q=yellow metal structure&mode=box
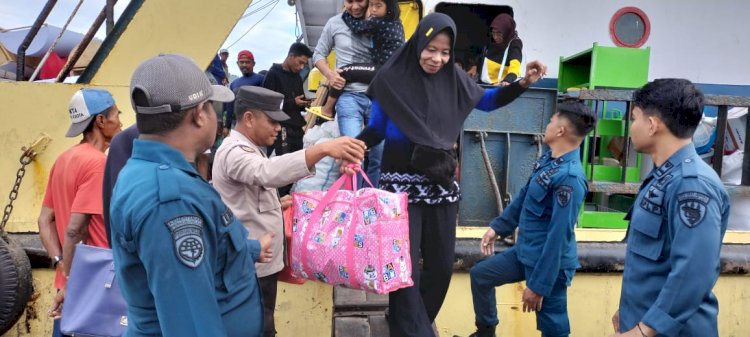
[0,0,748,336]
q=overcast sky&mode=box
[0,0,299,77]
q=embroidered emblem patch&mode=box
[640,185,665,215]
[556,185,573,207]
[655,161,674,177]
[165,215,205,268]
[677,192,710,228]
[655,174,673,188]
[535,168,559,189]
[640,198,663,215]
[221,208,234,227]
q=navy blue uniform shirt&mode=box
[490,148,587,296]
[110,139,263,337]
[619,144,729,337]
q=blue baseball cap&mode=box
[66,88,115,137]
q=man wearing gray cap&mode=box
[212,85,366,337]
[109,54,273,337]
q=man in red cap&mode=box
[224,50,265,135]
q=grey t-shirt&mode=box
[313,14,371,92]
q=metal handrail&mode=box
[29,0,85,82]
[56,1,118,82]
[16,0,58,81]
[568,89,750,186]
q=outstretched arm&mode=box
[475,60,547,112]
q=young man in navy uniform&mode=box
[110,54,273,336]
[466,101,596,337]
[611,79,729,337]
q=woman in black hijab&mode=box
[351,13,546,337]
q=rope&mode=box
[478,132,503,214]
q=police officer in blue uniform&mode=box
[612,79,729,337]
[466,101,596,337]
[110,54,273,337]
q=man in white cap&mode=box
[220,48,230,79]
[109,53,273,337]
[38,88,122,335]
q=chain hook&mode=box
[1,135,52,234]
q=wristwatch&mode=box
[52,255,63,268]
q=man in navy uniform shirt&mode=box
[612,79,729,337]
[110,53,273,336]
[467,101,596,337]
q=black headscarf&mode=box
[367,13,485,150]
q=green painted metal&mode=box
[585,165,641,183]
[579,210,629,229]
[557,43,650,92]
[558,44,650,229]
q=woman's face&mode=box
[491,29,505,44]
[344,0,368,18]
[419,32,451,74]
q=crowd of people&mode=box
[35,0,730,337]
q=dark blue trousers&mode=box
[470,247,573,337]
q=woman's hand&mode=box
[519,60,548,88]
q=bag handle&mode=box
[299,166,371,280]
[343,165,375,190]
[299,171,354,276]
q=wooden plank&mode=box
[333,286,388,308]
[333,287,366,306]
[369,314,390,337]
[334,317,370,337]
[304,78,329,132]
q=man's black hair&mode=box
[133,87,190,135]
[633,78,704,139]
[556,100,597,137]
[288,42,313,58]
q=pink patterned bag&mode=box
[290,172,413,294]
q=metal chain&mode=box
[1,148,37,233]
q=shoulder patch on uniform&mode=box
[165,215,205,268]
[556,185,573,207]
[677,191,710,228]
